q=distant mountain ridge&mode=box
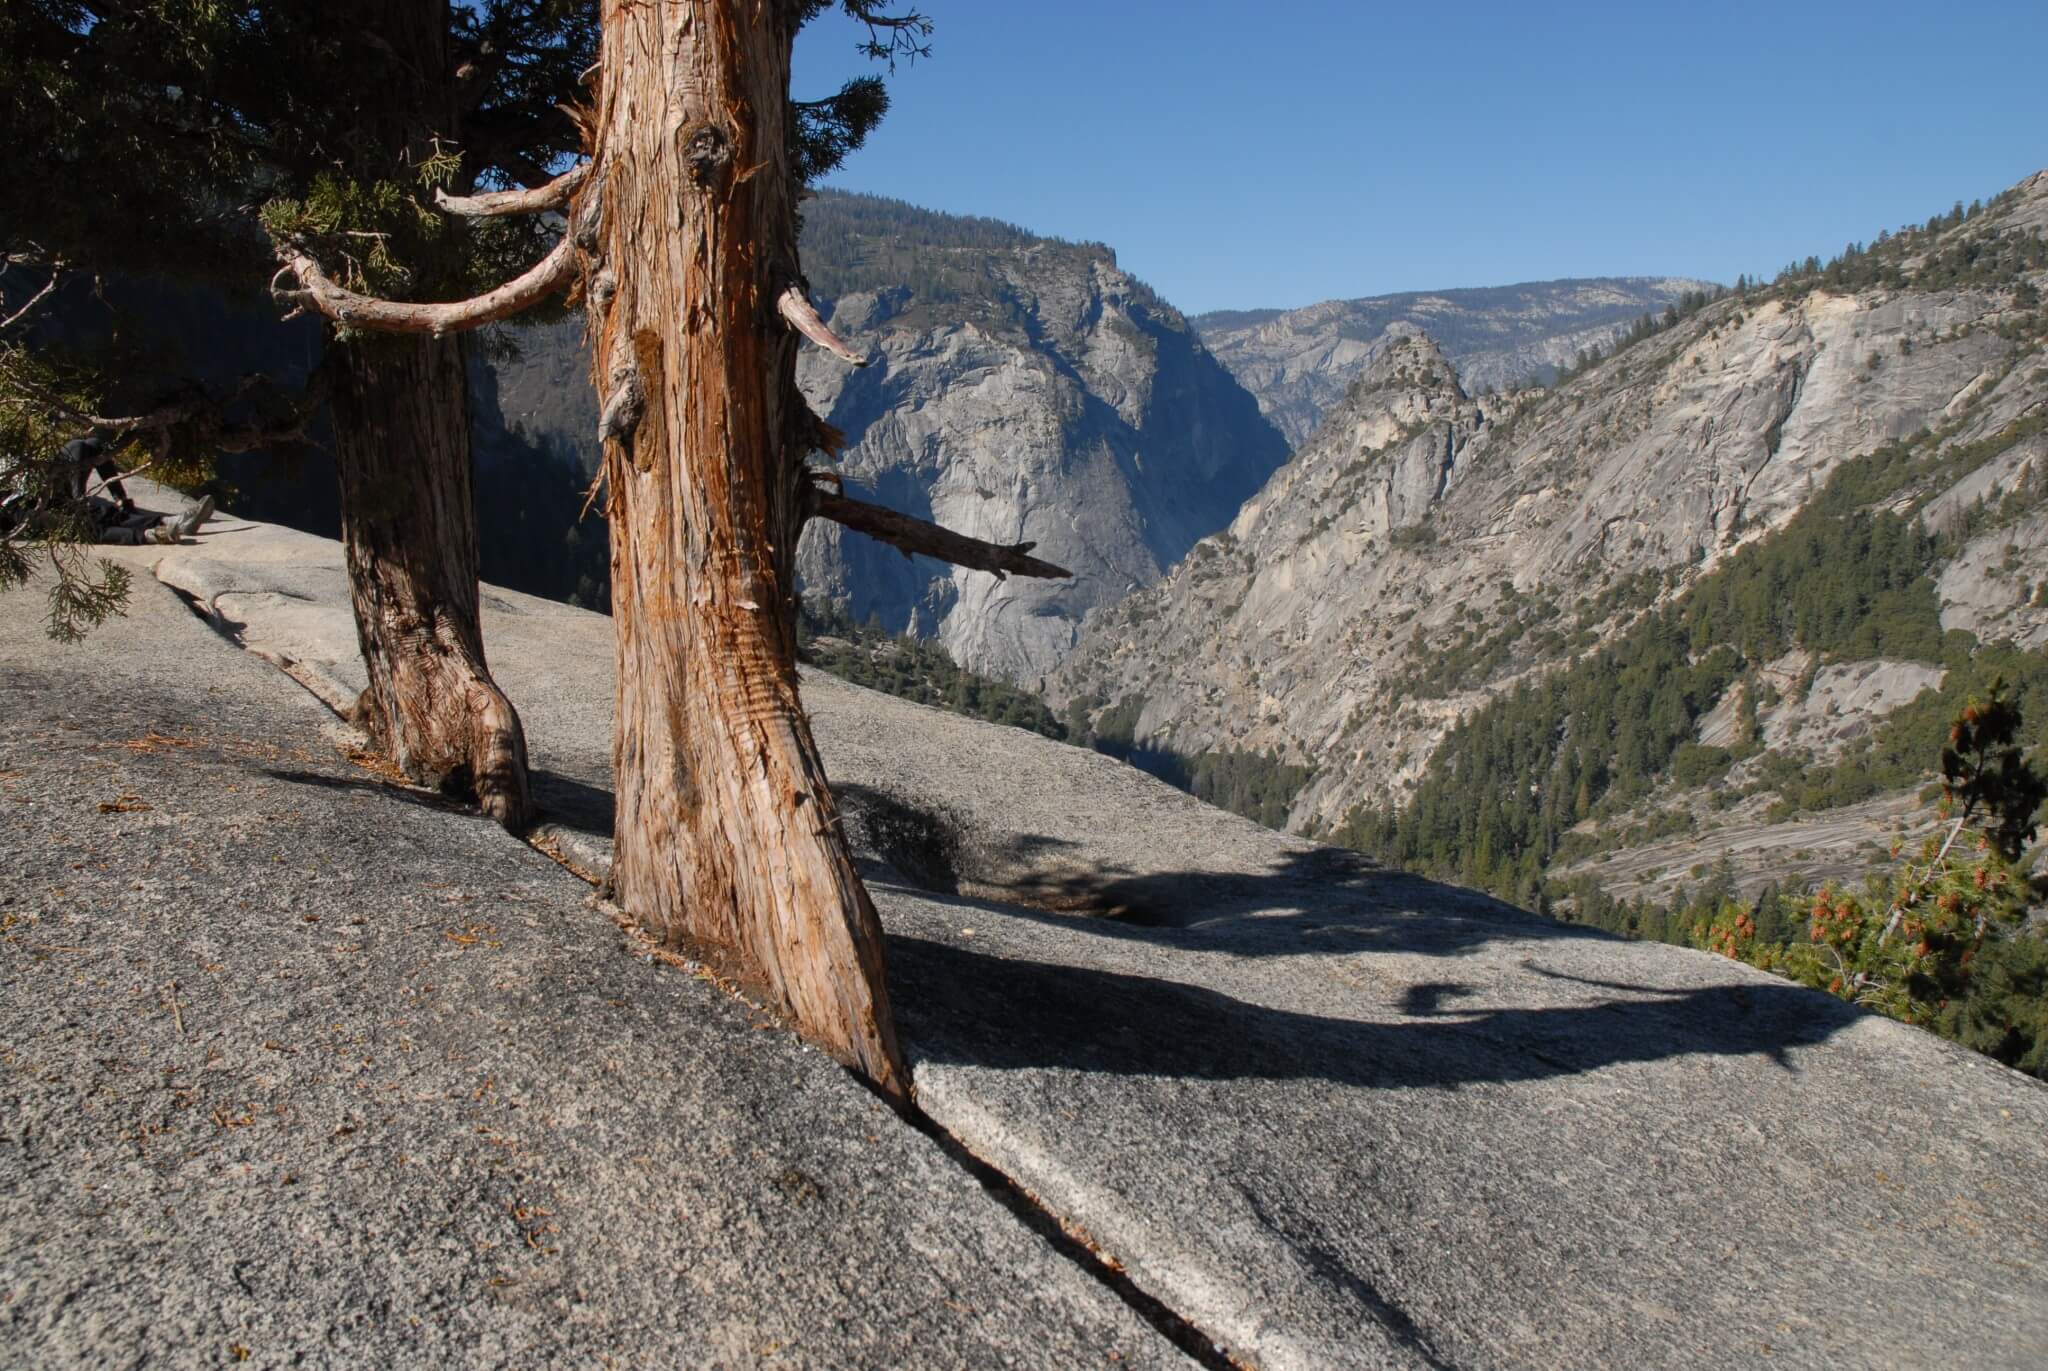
[1055,171,2048,913]
[466,190,1290,681]
[1193,276,1717,446]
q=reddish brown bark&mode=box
[322,0,534,830]
[330,335,532,827]
[578,0,906,1095]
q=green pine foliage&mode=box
[791,6,929,183]
[792,75,892,185]
[1061,690,1315,829]
[1550,687,2048,1079]
[35,542,131,642]
[1941,679,2048,862]
[1337,412,2048,905]
[796,604,1068,740]
[1553,286,1725,385]
[1767,648,2048,820]
[3,3,599,636]
[1767,190,2048,299]
[1059,691,1315,829]
[0,319,138,637]
[797,191,1165,336]
[1952,934,2048,1076]
[1177,748,1317,830]
[1545,189,2047,395]
[1557,843,2048,1079]
[1388,587,1567,700]
[4,5,594,302]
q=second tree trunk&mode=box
[330,335,532,829]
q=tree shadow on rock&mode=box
[261,766,470,814]
[839,782,1586,964]
[529,769,615,840]
[890,934,1862,1089]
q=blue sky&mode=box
[793,1,2048,315]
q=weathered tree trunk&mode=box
[580,0,906,1095]
[325,0,533,829]
[330,334,532,827]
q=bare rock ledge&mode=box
[6,490,2047,1369]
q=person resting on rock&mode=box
[1,435,213,546]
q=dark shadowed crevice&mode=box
[865,1074,1254,1371]
[1239,1189,1459,1371]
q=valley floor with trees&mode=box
[1554,684,2048,1078]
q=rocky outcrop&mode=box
[0,555,1186,1370]
[1054,172,2048,865]
[1195,276,1715,446]
[1754,658,1949,759]
[791,207,1288,685]
[469,206,1718,687]
[1936,498,2048,651]
[27,495,2048,1370]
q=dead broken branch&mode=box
[810,484,1070,581]
[0,256,65,336]
[432,162,589,218]
[273,233,577,336]
[777,286,869,366]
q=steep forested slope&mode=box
[1056,173,2048,910]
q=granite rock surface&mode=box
[0,559,1190,1369]
[47,496,2048,1370]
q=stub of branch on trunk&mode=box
[432,163,589,218]
[598,352,645,454]
[678,120,733,187]
[272,233,577,337]
[777,287,870,366]
[572,166,607,252]
[589,269,618,319]
[810,485,1071,581]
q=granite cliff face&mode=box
[1194,276,1715,447]
[465,207,1709,690]
[473,193,1290,683]
[1055,172,2048,886]
[791,196,1289,683]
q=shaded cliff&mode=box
[792,194,1289,683]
